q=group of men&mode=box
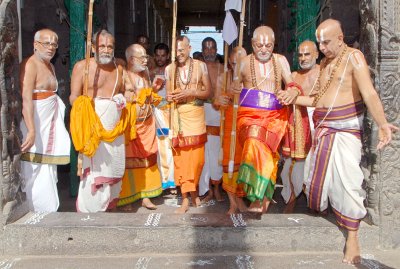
[20,18,397,264]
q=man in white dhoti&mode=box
[20,29,70,212]
[281,19,398,264]
[199,37,224,202]
[70,30,126,213]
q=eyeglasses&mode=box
[36,41,58,49]
[133,55,149,61]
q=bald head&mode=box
[125,44,146,60]
[34,29,58,42]
[251,26,275,62]
[252,26,275,43]
[298,40,318,70]
[126,43,148,72]
[316,19,345,59]
[229,46,247,68]
[33,29,58,62]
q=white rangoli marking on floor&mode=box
[24,212,50,225]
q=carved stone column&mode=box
[360,0,400,249]
[0,0,28,225]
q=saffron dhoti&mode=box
[237,89,288,202]
[172,103,207,194]
[118,112,162,206]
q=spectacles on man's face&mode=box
[133,55,149,61]
[36,41,58,49]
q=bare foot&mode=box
[236,197,248,212]
[174,198,189,214]
[118,203,135,212]
[201,190,214,203]
[261,197,270,214]
[213,184,224,202]
[343,231,361,264]
[142,198,157,210]
[248,200,263,213]
[226,206,238,215]
[283,194,296,214]
[193,197,201,207]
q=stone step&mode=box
[1,251,399,269]
[1,212,379,256]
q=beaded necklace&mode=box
[312,45,348,106]
[175,58,193,90]
[250,54,280,94]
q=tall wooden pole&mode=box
[169,0,177,141]
[219,42,229,164]
[83,0,95,96]
[228,0,246,179]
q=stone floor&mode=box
[57,171,310,215]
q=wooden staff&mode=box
[218,42,229,165]
[83,0,95,96]
[228,0,247,179]
[169,0,178,141]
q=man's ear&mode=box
[91,44,96,54]
[338,34,344,45]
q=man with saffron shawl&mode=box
[231,26,301,213]
[20,29,70,212]
[118,44,162,210]
[215,46,248,214]
[280,19,398,264]
[165,36,211,213]
[70,30,126,212]
[280,40,319,213]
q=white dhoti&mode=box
[20,92,70,212]
[154,105,175,189]
[76,98,125,213]
[304,101,366,230]
[281,158,305,203]
[199,103,223,196]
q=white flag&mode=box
[225,0,242,12]
[222,11,238,45]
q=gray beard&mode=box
[95,52,114,65]
[133,63,146,73]
[299,60,316,70]
[257,52,272,62]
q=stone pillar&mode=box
[0,0,29,225]
[360,0,400,249]
[66,0,85,197]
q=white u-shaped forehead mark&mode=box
[317,29,325,42]
[258,34,269,45]
[299,46,309,54]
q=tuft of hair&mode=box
[176,35,190,44]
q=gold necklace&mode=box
[312,45,348,106]
[250,54,280,94]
